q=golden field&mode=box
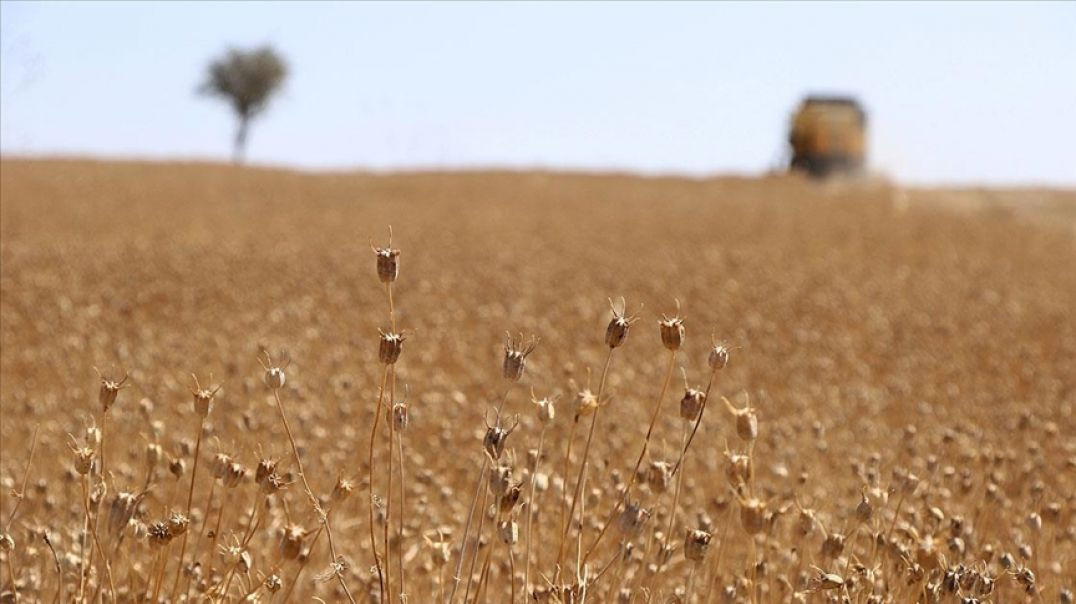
[0,158,1073,603]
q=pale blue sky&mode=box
[2,1,1074,185]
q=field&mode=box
[0,158,1073,603]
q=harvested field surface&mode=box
[1,158,1073,602]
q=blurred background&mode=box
[2,1,1074,185]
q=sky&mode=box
[2,1,1075,186]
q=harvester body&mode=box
[789,96,866,178]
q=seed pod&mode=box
[145,442,162,474]
[821,532,846,558]
[264,367,286,390]
[255,458,277,488]
[265,574,282,594]
[238,550,253,574]
[856,492,873,523]
[190,375,221,418]
[532,393,556,425]
[262,472,288,494]
[814,568,845,591]
[378,330,406,365]
[684,529,712,562]
[739,498,767,535]
[107,492,139,540]
[647,461,672,494]
[483,414,518,460]
[280,524,305,560]
[392,403,409,432]
[724,450,753,486]
[95,368,129,413]
[605,298,640,349]
[147,521,173,547]
[331,477,354,505]
[426,535,451,566]
[211,453,233,480]
[84,423,102,449]
[499,520,519,546]
[372,234,400,284]
[708,343,730,371]
[679,386,706,422]
[797,508,816,536]
[659,305,685,351]
[499,482,523,515]
[724,397,757,442]
[0,533,13,552]
[168,512,190,537]
[503,333,538,382]
[71,444,96,476]
[169,457,186,480]
[616,501,651,538]
[572,387,600,419]
[224,462,247,488]
[489,464,513,498]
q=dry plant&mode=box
[0,160,1073,603]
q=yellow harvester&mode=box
[789,96,866,178]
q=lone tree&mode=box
[200,46,287,163]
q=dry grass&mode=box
[0,158,1073,603]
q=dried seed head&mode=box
[425,532,451,566]
[659,302,685,351]
[145,442,162,474]
[605,297,641,349]
[264,574,282,594]
[262,471,289,494]
[168,511,190,537]
[499,520,519,546]
[489,463,513,498]
[617,501,651,537]
[372,229,400,283]
[724,449,753,486]
[724,397,757,442]
[0,533,13,552]
[499,482,523,515]
[264,367,286,390]
[856,491,874,523]
[821,532,846,559]
[708,341,730,371]
[392,402,409,432]
[280,524,306,560]
[531,391,557,425]
[647,461,672,494]
[84,422,102,449]
[211,452,233,480]
[223,462,247,488]
[900,472,920,496]
[95,367,129,413]
[331,477,355,505]
[483,413,518,460]
[189,374,222,418]
[503,333,539,382]
[169,457,186,480]
[684,529,712,562]
[148,521,173,547]
[378,330,406,365]
[70,441,96,476]
[255,457,278,487]
[107,491,139,540]
[679,371,706,422]
[812,567,845,591]
[739,497,767,535]
[797,507,817,536]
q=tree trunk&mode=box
[233,114,250,164]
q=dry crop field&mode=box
[0,159,1073,603]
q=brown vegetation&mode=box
[0,159,1073,602]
